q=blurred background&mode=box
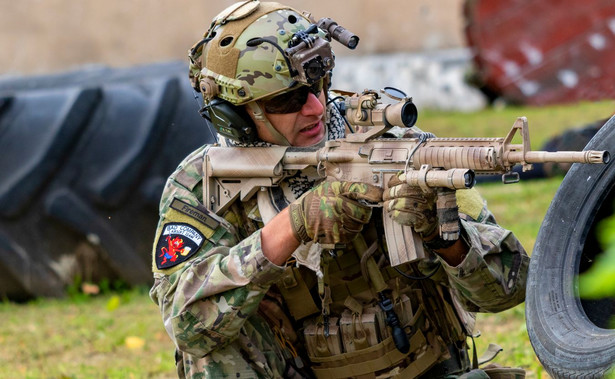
[1,1,615,377]
[1,0,483,110]
[4,0,615,107]
[0,0,465,73]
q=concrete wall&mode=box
[334,49,485,111]
[0,0,466,75]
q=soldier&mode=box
[150,1,529,378]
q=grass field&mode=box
[1,100,613,378]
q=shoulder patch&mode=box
[155,222,205,270]
[170,198,220,229]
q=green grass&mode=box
[477,176,564,252]
[0,100,613,378]
[0,288,176,378]
[419,100,614,146]
[472,177,563,379]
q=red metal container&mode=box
[464,0,615,105]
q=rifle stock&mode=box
[204,94,609,265]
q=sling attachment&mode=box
[323,312,330,338]
[353,235,410,354]
[358,241,379,286]
[378,291,410,354]
[318,260,332,337]
[471,335,479,369]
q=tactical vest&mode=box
[198,142,478,378]
[251,185,476,379]
[159,145,522,378]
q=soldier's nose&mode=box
[300,92,324,116]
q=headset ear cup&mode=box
[205,99,258,144]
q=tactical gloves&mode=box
[289,180,383,247]
[383,172,460,249]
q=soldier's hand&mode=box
[384,172,460,245]
[289,179,383,247]
[384,172,439,237]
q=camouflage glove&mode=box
[383,172,439,236]
[289,180,383,247]
[383,172,460,248]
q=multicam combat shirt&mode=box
[150,111,529,378]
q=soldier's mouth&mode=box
[300,121,322,134]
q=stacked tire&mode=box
[0,62,214,300]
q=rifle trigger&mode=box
[316,161,326,177]
[358,199,381,208]
[501,171,520,184]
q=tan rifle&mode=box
[203,89,610,265]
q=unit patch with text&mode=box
[155,222,205,269]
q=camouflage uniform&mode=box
[151,2,529,377]
[150,112,529,378]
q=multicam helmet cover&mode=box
[189,0,331,106]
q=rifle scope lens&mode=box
[400,102,418,128]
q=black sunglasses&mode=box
[261,80,324,114]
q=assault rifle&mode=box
[203,89,610,265]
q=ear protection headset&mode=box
[199,98,258,144]
[188,1,302,145]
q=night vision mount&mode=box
[248,17,359,85]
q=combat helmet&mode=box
[189,0,357,145]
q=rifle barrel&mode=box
[506,150,609,164]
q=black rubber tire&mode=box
[0,62,215,300]
[526,115,615,378]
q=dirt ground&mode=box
[0,0,465,76]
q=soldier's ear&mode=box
[200,98,258,144]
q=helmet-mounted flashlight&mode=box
[285,19,359,84]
